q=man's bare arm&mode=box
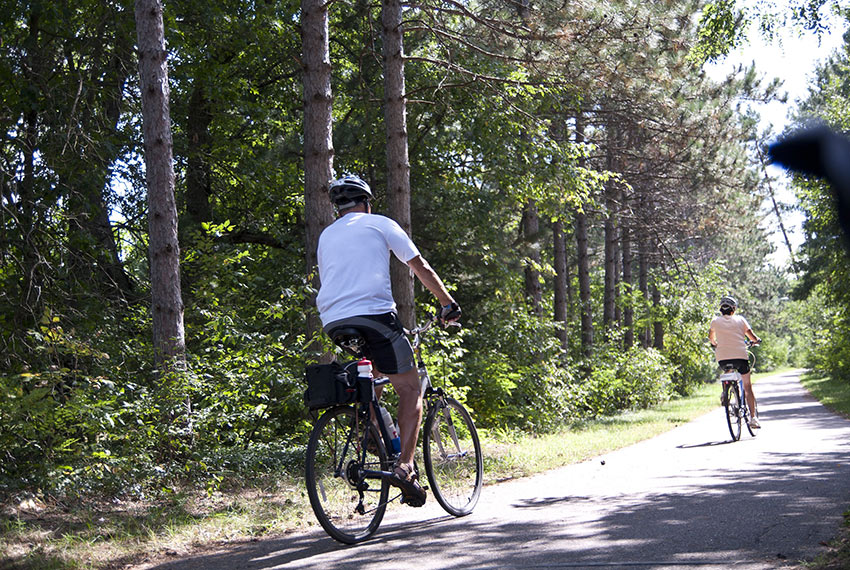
[408,255,454,307]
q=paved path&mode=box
[139,370,850,569]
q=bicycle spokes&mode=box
[305,407,390,544]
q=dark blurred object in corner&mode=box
[768,125,850,251]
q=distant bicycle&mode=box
[303,313,483,544]
[718,342,759,441]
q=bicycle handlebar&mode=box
[709,339,762,350]
[405,312,461,337]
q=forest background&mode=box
[2,0,850,513]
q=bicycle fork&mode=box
[429,397,468,461]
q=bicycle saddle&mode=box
[331,327,367,357]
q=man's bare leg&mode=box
[387,368,422,470]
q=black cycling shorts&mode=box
[324,312,415,375]
[718,358,750,375]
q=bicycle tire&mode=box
[423,397,483,516]
[724,383,742,442]
[305,406,389,544]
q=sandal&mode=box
[389,462,426,507]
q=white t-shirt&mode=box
[711,314,752,361]
[316,212,420,326]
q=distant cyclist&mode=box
[316,175,461,507]
[708,295,762,428]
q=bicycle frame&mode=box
[719,366,756,440]
[336,377,397,483]
[334,316,462,495]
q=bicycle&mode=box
[718,342,759,442]
[303,313,483,544]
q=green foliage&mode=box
[745,331,786,372]
[573,347,674,418]
[0,0,814,505]
[787,33,850,380]
[656,267,725,392]
[691,0,747,64]
[691,0,839,64]
[459,307,571,432]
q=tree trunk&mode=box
[65,168,134,298]
[382,0,415,328]
[638,192,651,349]
[576,208,593,357]
[639,244,650,348]
[566,249,574,322]
[62,8,135,301]
[135,0,185,369]
[522,201,543,315]
[622,221,634,349]
[614,238,621,327]
[652,283,663,350]
[185,81,213,233]
[553,219,568,352]
[18,106,40,331]
[575,114,593,356]
[301,0,335,356]
[603,125,618,333]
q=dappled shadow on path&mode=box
[143,446,850,570]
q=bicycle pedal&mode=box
[400,495,426,508]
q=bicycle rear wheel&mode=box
[305,406,389,544]
[724,383,742,441]
[423,397,483,516]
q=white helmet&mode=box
[329,175,373,210]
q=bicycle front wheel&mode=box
[724,383,742,442]
[423,397,483,516]
[305,406,389,544]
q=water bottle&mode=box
[354,358,374,403]
[379,406,401,454]
[357,358,372,378]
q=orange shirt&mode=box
[711,314,751,361]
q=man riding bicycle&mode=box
[316,175,461,506]
[708,295,762,428]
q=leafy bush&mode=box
[458,301,575,432]
[573,346,674,418]
[751,335,786,372]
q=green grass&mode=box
[481,381,719,481]
[799,372,850,419]
[0,369,783,570]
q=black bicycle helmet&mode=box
[720,295,737,314]
[329,175,373,210]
